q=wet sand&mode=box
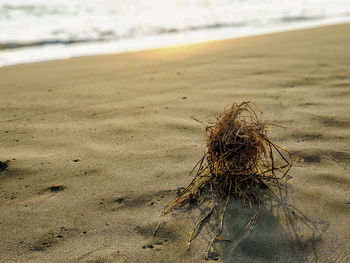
[0,23,349,262]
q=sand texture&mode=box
[0,24,349,262]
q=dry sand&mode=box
[0,23,349,263]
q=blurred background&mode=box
[1,0,350,67]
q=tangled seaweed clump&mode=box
[162,102,299,258]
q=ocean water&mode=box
[1,0,350,67]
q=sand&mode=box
[0,23,349,263]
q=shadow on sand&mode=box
[172,182,329,263]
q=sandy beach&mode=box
[0,23,349,262]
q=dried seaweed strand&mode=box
[162,102,299,257]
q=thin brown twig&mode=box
[153,222,163,237]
